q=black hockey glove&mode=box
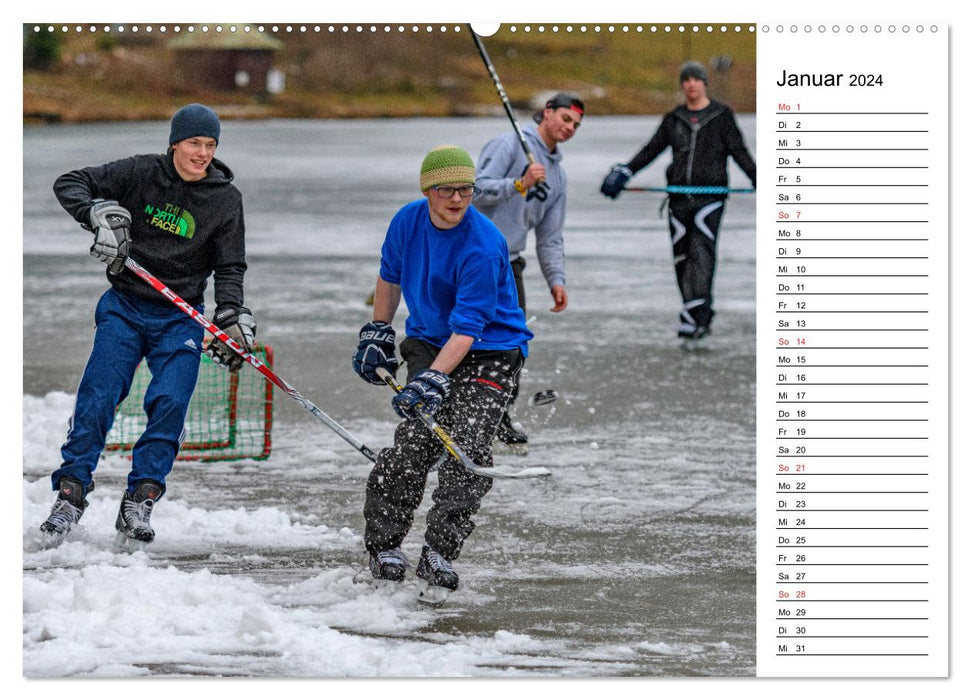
[353,321,399,385]
[521,164,550,203]
[206,304,257,373]
[392,369,451,421]
[600,164,633,199]
[87,199,132,274]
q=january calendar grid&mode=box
[17,16,952,683]
[756,24,948,678]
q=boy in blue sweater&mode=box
[352,145,532,596]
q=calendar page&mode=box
[16,4,957,692]
[756,24,949,678]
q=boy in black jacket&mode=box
[600,62,756,347]
[40,104,255,547]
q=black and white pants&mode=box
[667,196,725,335]
[363,337,523,561]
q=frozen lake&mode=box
[22,115,757,677]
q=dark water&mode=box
[23,116,756,676]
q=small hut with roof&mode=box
[168,31,283,93]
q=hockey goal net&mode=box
[105,343,274,461]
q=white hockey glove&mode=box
[87,200,132,274]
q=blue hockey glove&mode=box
[353,321,399,384]
[600,164,633,199]
[392,368,452,420]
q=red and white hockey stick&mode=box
[124,257,380,463]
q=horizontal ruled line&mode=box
[776,237,931,241]
[777,617,929,620]
[776,148,928,151]
[774,292,929,295]
[775,528,928,530]
[776,166,928,169]
[773,112,928,115]
[774,490,928,493]
[775,581,928,584]
[774,329,928,332]
[774,222,929,224]
[776,403,928,406]
[776,311,928,314]
[776,636,929,639]
[776,202,928,205]
[776,184,928,187]
[775,546,928,548]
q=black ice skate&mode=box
[115,480,162,548]
[416,545,458,606]
[39,477,89,546]
[495,412,529,455]
[368,547,408,582]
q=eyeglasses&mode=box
[431,185,477,198]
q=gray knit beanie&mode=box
[679,61,709,86]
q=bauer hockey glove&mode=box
[392,368,451,421]
[600,164,633,199]
[87,199,132,274]
[353,321,399,384]
[206,304,257,373]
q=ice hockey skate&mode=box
[114,480,162,550]
[494,412,529,456]
[39,477,88,547]
[368,547,408,583]
[415,545,458,606]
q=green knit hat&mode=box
[420,145,476,191]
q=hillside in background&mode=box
[23,23,756,123]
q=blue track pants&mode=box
[51,287,204,496]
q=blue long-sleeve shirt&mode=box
[379,199,532,356]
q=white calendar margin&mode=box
[7,1,966,698]
[755,25,949,678]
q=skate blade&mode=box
[114,531,151,552]
[38,530,68,549]
[472,464,551,479]
[416,581,451,606]
[492,440,529,457]
[352,569,404,588]
[681,337,711,351]
[352,568,374,585]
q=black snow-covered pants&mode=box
[666,195,725,335]
[363,337,524,561]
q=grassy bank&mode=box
[24,24,756,123]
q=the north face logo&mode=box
[144,204,196,239]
